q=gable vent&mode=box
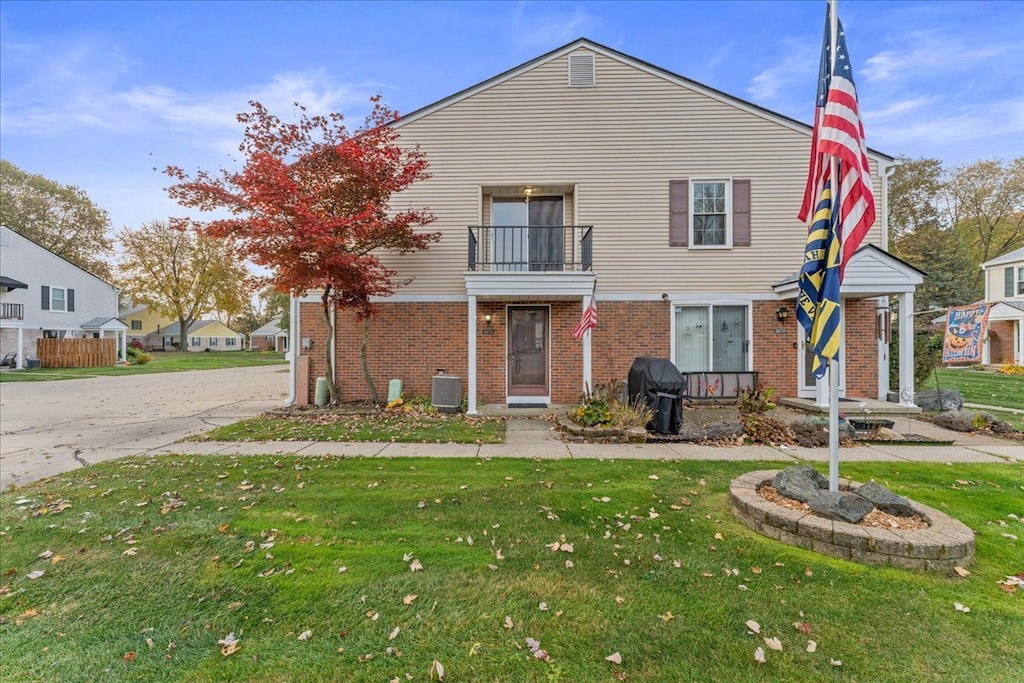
[568,52,595,87]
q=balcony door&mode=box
[491,197,564,271]
[508,306,549,398]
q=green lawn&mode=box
[0,351,286,382]
[195,412,506,444]
[927,368,1024,411]
[2,457,1021,682]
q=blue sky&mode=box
[2,0,1022,232]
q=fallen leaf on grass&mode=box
[764,636,783,651]
[606,652,623,664]
[615,596,625,605]
[389,626,400,640]
[218,633,240,656]
[754,646,766,665]
[298,630,312,641]
[36,550,53,560]
[26,570,45,580]
[804,567,814,577]
[831,659,842,667]
[954,602,971,613]
[504,616,515,629]
[807,640,817,653]
[403,594,418,605]
[409,559,423,572]
[648,475,660,480]
[217,523,230,533]
[539,602,549,611]
[793,621,812,635]
[429,658,445,679]
[659,611,674,622]
[953,566,971,577]
[123,651,135,662]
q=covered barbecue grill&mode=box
[627,356,686,435]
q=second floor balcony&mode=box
[468,225,593,273]
[1,302,25,320]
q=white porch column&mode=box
[119,330,126,362]
[467,295,478,415]
[582,293,592,394]
[876,297,890,401]
[1017,319,1023,365]
[898,291,916,407]
[16,326,24,369]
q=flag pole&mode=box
[827,0,840,493]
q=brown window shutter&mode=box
[733,179,751,247]
[669,179,689,246]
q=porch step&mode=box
[778,397,922,416]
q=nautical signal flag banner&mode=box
[797,181,842,379]
[942,303,991,364]
[799,4,875,280]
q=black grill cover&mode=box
[627,357,686,434]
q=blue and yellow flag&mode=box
[797,179,842,379]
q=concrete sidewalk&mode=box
[148,417,1022,464]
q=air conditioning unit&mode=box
[431,373,462,413]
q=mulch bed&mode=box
[759,484,930,531]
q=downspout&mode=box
[285,293,299,405]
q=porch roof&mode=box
[773,245,924,298]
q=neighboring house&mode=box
[980,245,1024,365]
[0,225,126,368]
[250,316,288,352]
[145,319,244,352]
[291,38,922,410]
[123,304,177,347]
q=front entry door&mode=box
[508,306,549,397]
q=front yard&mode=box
[1,457,1021,682]
[0,351,286,382]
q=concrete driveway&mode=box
[0,364,288,489]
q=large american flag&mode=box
[799,6,875,277]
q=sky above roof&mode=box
[2,0,1021,233]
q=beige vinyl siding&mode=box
[384,49,887,295]
[986,259,1024,301]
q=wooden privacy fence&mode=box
[36,338,117,368]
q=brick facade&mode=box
[298,297,881,405]
[987,320,1016,364]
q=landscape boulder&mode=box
[808,490,875,524]
[855,481,914,517]
[915,388,964,412]
[773,465,828,503]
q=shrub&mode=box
[738,386,776,415]
[607,395,654,430]
[997,364,1024,376]
[129,340,144,351]
[133,352,152,365]
[126,346,141,360]
[569,380,636,428]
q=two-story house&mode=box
[1,225,126,367]
[123,303,177,348]
[980,246,1024,365]
[290,39,922,410]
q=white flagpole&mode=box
[827,0,841,493]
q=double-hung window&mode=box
[131,320,142,331]
[191,337,200,347]
[673,304,749,371]
[226,337,236,347]
[50,287,67,312]
[690,181,731,247]
[1017,266,1024,296]
[210,338,218,347]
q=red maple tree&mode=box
[165,96,437,404]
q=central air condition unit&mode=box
[431,373,462,413]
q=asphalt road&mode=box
[0,364,289,489]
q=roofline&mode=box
[980,247,1024,269]
[773,244,926,288]
[393,37,895,163]
[0,225,119,292]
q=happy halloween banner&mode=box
[942,303,991,364]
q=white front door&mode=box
[797,334,845,399]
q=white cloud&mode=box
[862,31,1009,84]
[507,2,599,49]
[744,40,816,104]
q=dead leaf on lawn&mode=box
[389,626,400,640]
[217,523,230,533]
[122,548,138,557]
[954,602,971,613]
[764,636,783,651]
[123,651,136,662]
[409,559,423,572]
[745,620,761,634]
[794,621,812,635]
[831,659,842,667]
[648,475,660,480]
[26,570,45,580]
[659,611,674,622]
[218,633,240,656]
[298,630,312,641]
[429,658,445,680]
[403,594,418,605]
[36,550,53,560]
[807,640,818,653]
[804,567,814,577]
[606,652,623,664]
[953,566,971,577]
[615,596,625,605]
[754,646,766,665]
[504,616,515,629]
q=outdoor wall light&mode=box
[523,186,533,204]
[484,314,493,327]
[776,306,790,323]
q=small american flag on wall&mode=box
[572,283,597,339]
